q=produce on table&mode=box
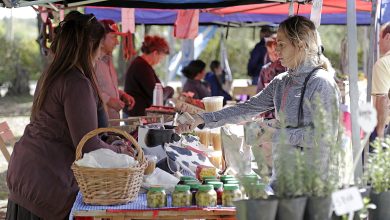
[147,186,166,208]
[222,184,242,206]
[172,185,192,207]
[196,185,217,207]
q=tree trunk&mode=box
[7,65,30,96]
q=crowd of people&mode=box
[5,9,370,220]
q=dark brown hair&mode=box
[182,60,206,79]
[141,35,169,55]
[31,11,105,121]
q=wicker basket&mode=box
[71,127,147,205]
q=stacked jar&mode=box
[196,185,217,207]
[172,185,192,207]
[207,182,224,205]
[147,186,166,208]
[188,182,201,205]
[222,184,242,206]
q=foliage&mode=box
[0,18,42,88]
[274,94,343,198]
[366,137,390,193]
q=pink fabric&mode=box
[121,8,135,33]
[174,9,199,39]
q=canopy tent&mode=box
[85,7,373,25]
[1,0,271,9]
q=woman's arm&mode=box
[200,80,276,128]
[64,76,120,153]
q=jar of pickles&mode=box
[178,176,196,185]
[172,185,192,207]
[222,184,242,206]
[188,182,201,205]
[196,185,217,207]
[207,181,223,205]
[249,183,268,199]
[147,186,166,208]
[220,175,235,184]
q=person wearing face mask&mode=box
[6,11,134,220]
[123,35,174,117]
[176,15,340,188]
[95,20,135,126]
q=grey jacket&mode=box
[200,61,340,181]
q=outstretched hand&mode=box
[175,113,205,134]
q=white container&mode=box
[202,96,224,112]
[153,83,164,106]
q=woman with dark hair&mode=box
[123,35,174,117]
[182,60,211,99]
[6,11,133,220]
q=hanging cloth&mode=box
[174,9,199,39]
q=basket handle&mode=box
[75,127,145,163]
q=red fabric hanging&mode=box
[123,32,136,60]
[174,9,199,39]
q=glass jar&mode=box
[196,185,217,207]
[178,176,196,185]
[202,176,218,183]
[172,185,192,207]
[204,179,222,184]
[249,183,268,199]
[147,186,166,208]
[225,180,240,184]
[188,182,201,205]
[207,181,224,205]
[220,175,235,184]
[222,184,242,207]
[240,174,259,197]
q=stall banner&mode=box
[121,8,135,33]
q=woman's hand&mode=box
[121,93,136,110]
[258,119,279,143]
[175,113,205,134]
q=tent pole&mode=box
[366,0,380,103]
[347,0,362,184]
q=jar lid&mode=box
[184,180,201,185]
[224,184,239,191]
[149,186,164,192]
[226,180,240,184]
[199,185,214,192]
[220,175,234,181]
[180,176,196,181]
[207,181,223,189]
[202,176,218,181]
[204,179,222,184]
[175,185,190,191]
[242,174,258,181]
[187,183,201,189]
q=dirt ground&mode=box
[0,95,33,219]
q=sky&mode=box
[0,7,37,19]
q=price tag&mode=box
[332,187,364,216]
[357,103,377,133]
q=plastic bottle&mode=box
[153,83,163,106]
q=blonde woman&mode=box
[176,15,340,187]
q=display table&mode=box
[70,192,237,220]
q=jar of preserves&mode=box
[178,176,196,185]
[196,185,217,207]
[172,185,192,207]
[207,181,223,205]
[222,184,242,206]
[249,183,267,199]
[220,175,234,183]
[147,186,166,208]
[188,182,201,205]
